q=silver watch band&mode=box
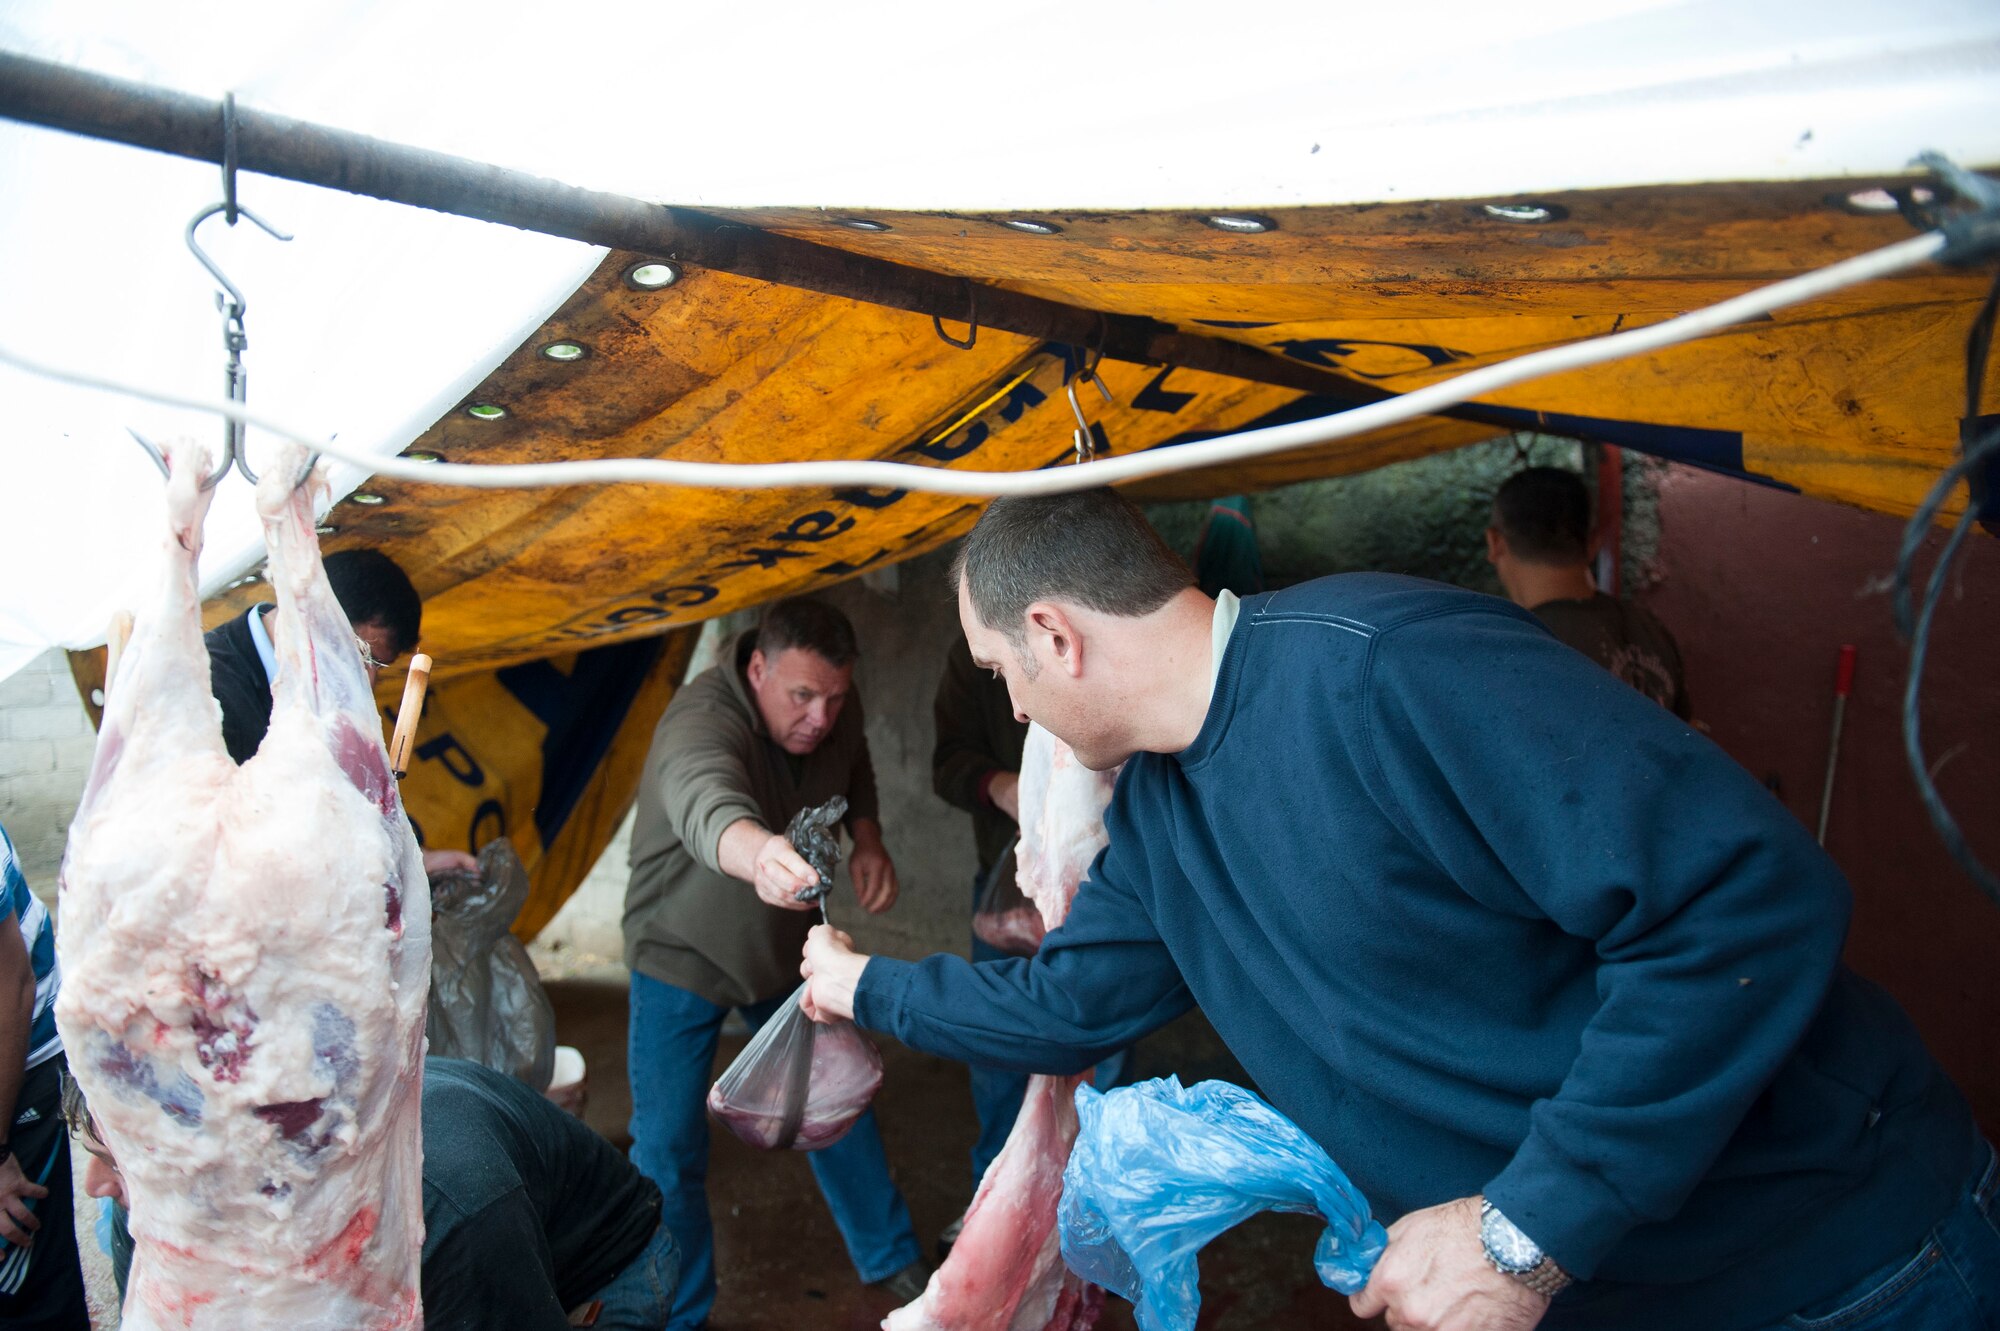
[1479,1198,1573,1297]
[1513,1257,1572,1297]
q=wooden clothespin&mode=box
[388,653,432,780]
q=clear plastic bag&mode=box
[707,982,884,1151]
[973,839,1046,956]
[1059,1076,1387,1331]
[426,838,558,1091]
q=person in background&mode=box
[1485,466,1689,719]
[72,1057,677,1329]
[1189,495,1264,601]
[0,824,86,1331]
[804,487,1996,1331]
[623,597,926,1327]
[204,546,476,878]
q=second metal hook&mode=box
[1067,378,1104,465]
[185,202,293,321]
[933,281,978,350]
[126,428,320,492]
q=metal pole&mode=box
[0,51,1444,413]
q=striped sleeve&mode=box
[0,827,61,1068]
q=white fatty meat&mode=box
[1013,724,1120,933]
[56,442,430,1331]
[886,724,1120,1331]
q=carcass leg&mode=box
[884,1073,1098,1331]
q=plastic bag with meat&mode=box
[706,983,882,1151]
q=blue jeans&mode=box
[1756,1138,2000,1330]
[585,1222,680,1330]
[967,868,1127,1187]
[627,971,920,1331]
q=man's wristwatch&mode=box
[1479,1198,1572,1297]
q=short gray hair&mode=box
[952,490,1192,646]
[756,597,859,667]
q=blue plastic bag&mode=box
[1059,1076,1387,1331]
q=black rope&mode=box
[1891,265,2000,907]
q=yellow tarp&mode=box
[145,175,1992,933]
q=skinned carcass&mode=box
[885,724,1120,1331]
[1013,725,1119,932]
[56,442,430,1330]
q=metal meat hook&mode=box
[123,427,316,493]
[1067,375,1115,465]
[1066,325,1115,464]
[185,190,302,490]
[185,201,292,320]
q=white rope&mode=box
[0,230,1948,498]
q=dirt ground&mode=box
[546,968,1368,1331]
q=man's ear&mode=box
[1024,602,1086,679]
[746,648,767,688]
[1484,527,1505,566]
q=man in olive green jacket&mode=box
[623,597,923,1329]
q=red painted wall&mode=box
[1641,465,2000,1136]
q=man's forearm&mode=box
[716,817,772,884]
[854,949,1192,1077]
[0,960,35,1138]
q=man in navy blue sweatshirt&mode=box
[801,489,1998,1331]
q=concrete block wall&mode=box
[0,650,96,899]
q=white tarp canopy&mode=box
[2,0,1997,681]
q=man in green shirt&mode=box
[623,597,923,1328]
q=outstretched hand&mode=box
[1350,1197,1548,1331]
[753,833,822,910]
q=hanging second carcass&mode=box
[56,442,430,1330]
[885,723,1120,1331]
